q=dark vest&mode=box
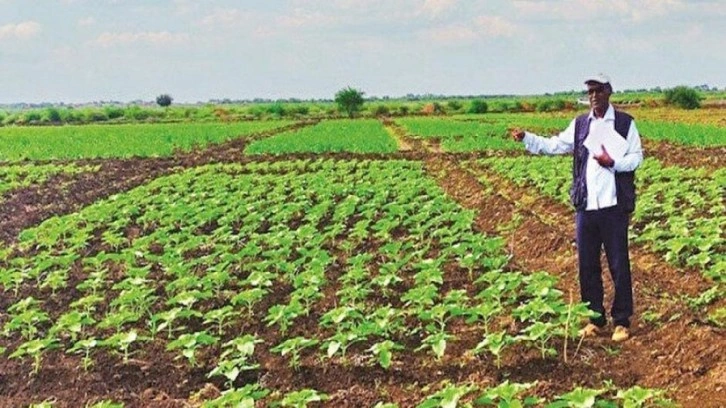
[571,110,636,213]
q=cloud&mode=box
[512,0,686,22]
[276,9,339,28]
[421,0,458,17]
[421,24,477,43]
[0,21,42,40]
[78,17,96,27]
[420,15,517,45]
[92,31,190,47]
[474,16,517,37]
[197,8,264,28]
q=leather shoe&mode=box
[612,325,630,342]
[578,323,601,337]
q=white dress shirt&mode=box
[522,104,643,211]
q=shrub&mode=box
[373,104,391,117]
[2,113,19,125]
[84,109,109,122]
[44,108,62,123]
[536,99,566,112]
[23,111,42,123]
[124,105,151,121]
[267,103,286,117]
[447,100,463,111]
[398,105,410,116]
[468,100,488,114]
[104,106,125,120]
[664,86,701,109]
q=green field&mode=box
[0,109,722,407]
[245,119,398,155]
[0,121,293,160]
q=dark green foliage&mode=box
[44,108,62,123]
[84,109,109,123]
[156,94,173,107]
[468,100,488,114]
[535,99,566,112]
[104,106,125,120]
[373,104,391,117]
[447,100,463,111]
[124,105,151,121]
[664,86,701,109]
[335,87,365,118]
[267,103,286,117]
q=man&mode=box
[511,74,643,342]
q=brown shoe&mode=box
[578,323,601,337]
[612,326,630,342]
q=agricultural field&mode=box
[0,121,294,161]
[244,119,398,155]
[0,110,724,407]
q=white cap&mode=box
[584,73,611,85]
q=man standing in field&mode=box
[511,74,643,342]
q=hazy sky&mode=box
[1,0,724,103]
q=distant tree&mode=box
[335,87,365,118]
[156,94,173,107]
[664,86,701,109]
[468,100,488,114]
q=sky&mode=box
[1,0,724,103]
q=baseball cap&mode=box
[584,73,611,85]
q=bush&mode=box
[664,86,701,109]
[468,100,488,114]
[536,98,566,112]
[84,109,109,122]
[124,105,151,121]
[373,104,391,117]
[267,103,286,117]
[397,105,410,116]
[104,106,125,120]
[447,100,463,111]
[23,111,42,123]
[44,108,62,123]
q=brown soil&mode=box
[644,139,725,171]
[423,157,725,408]
[0,122,723,408]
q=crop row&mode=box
[452,113,725,147]
[1,159,600,405]
[394,117,526,152]
[244,119,398,155]
[24,381,674,407]
[0,121,294,160]
[470,157,725,316]
[0,163,99,199]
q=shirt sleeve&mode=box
[522,118,576,155]
[612,120,643,172]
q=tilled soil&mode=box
[423,157,724,408]
[0,124,723,407]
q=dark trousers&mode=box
[576,207,633,328]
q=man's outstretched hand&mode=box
[593,144,615,168]
[510,128,525,142]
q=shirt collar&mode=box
[588,104,615,121]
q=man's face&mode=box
[587,82,611,114]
